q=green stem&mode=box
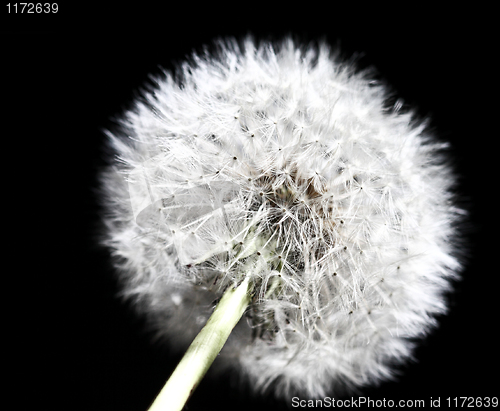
[147,276,252,411]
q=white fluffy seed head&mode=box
[101,37,464,399]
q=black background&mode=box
[3,4,496,410]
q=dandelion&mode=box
[101,37,464,410]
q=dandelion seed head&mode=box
[101,37,464,398]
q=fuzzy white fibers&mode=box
[101,37,463,399]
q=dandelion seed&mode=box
[101,36,464,406]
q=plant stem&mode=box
[147,275,252,411]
